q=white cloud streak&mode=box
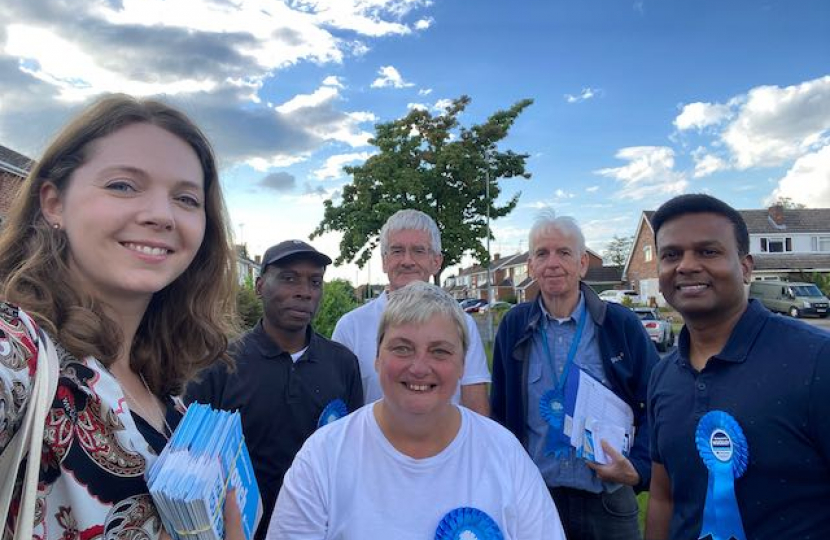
[370,65,415,88]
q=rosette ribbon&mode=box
[695,411,749,540]
[435,507,504,540]
[317,399,348,428]
[540,389,571,458]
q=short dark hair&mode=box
[652,194,750,257]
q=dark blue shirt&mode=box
[649,300,830,540]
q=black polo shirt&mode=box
[649,300,830,539]
[185,321,363,540]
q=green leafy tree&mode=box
[604,235,634,266]
[237,277,263,330]
[311,95,534,284]
[313,279,359,338]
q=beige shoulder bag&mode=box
[0,312,60,540]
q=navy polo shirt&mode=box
[185,321,363,540]
[649,300,830,540]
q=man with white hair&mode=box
[333,209,491,415]
[491,209,658,539]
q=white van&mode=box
[749,281,829,318]
[598,289,640,305]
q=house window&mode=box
[811,236,830,252]
[760,237,792,253]
[643,245,653,262]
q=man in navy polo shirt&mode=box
[187,240,363,540]
[645,194,830,540]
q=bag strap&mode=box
[0,312,60,540]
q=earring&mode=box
[53,223,60,230]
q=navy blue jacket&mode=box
[490,283,659,492]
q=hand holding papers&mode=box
[146,403,263,540]
[562,369,635,465]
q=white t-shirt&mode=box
[332,291,491,404]
[267,405,564,540]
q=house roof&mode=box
[0,145,33,176]
[753,253,830,271]
[584,265,623,283]
[741,208,830,234]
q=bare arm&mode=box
[645,463,673,540]
[461,383,490,416]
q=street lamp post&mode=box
[485,148,495,344]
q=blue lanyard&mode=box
[539,309,586,394]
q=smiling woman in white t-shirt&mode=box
[268,281,564,540]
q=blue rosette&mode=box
[317,399,348,428]
[435,507,504,540]
[695,411,749,540]
[539,389,570,457]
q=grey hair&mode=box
[379,209,442,254]
[528,208,586,255]
[377,281,468,357]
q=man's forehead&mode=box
[531,227,579,249]
[388,229,431,245]
[656,212,735,246]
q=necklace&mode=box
[118,371,173,438]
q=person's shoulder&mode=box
[313,332,360,362]
[763,311,830,342]
[0,302,41,356]
[463,407,524,449]
[603,301,639,324]
[301,404,369,455]
[502,301,534,324]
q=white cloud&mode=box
[414,18,433,30]
[313,151,374,179]
[767,144,830,207]
[564,87,597,104]
[433,98,453,112]
[595,146,688,200]
[553,189,575,199]
[586,185,600,192]
[722,75,830,169]
[418,88,433,96]
[275,84,340,114]
[674,101,731,131]
[691,146,729,178]
[322,75,345,88]
[370,65,415,89]
[407,102,429,111]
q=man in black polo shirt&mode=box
[186,240,363,540]
[645,194,830,540]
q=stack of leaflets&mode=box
[146,403,262,540]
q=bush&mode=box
[237,280,263,330]
[313,279,359,338]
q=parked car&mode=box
[749,280,829,318]
[632,307,674,352]
[598,289,640,305]
[479,300,514,313]
[462,299,488,313]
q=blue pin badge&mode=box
[435,507,504,540]
[539,389,571,457]
[317,399,348,428]
[695,410,749,540]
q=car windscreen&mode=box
[791,285,823,297]
[635,311,656,320]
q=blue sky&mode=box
[1,0,828,283]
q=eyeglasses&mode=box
[385,245,433,260]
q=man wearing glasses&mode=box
[332,209,491,414]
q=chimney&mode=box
[768,204,785,227]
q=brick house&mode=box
[623,205,830,306]
[446,247,622,304]
[0,145,33,225]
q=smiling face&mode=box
[657,212,753,324]
[381,229,443,291]
[40,122,206,309]
[375,315,464,420]
[257,257,325,334]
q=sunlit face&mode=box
[381,229,443,291]
[41,123,206,309]
[528,226,588,305]
[375,315,464,419]
[657,212,752,323]
[257,258,325,333]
